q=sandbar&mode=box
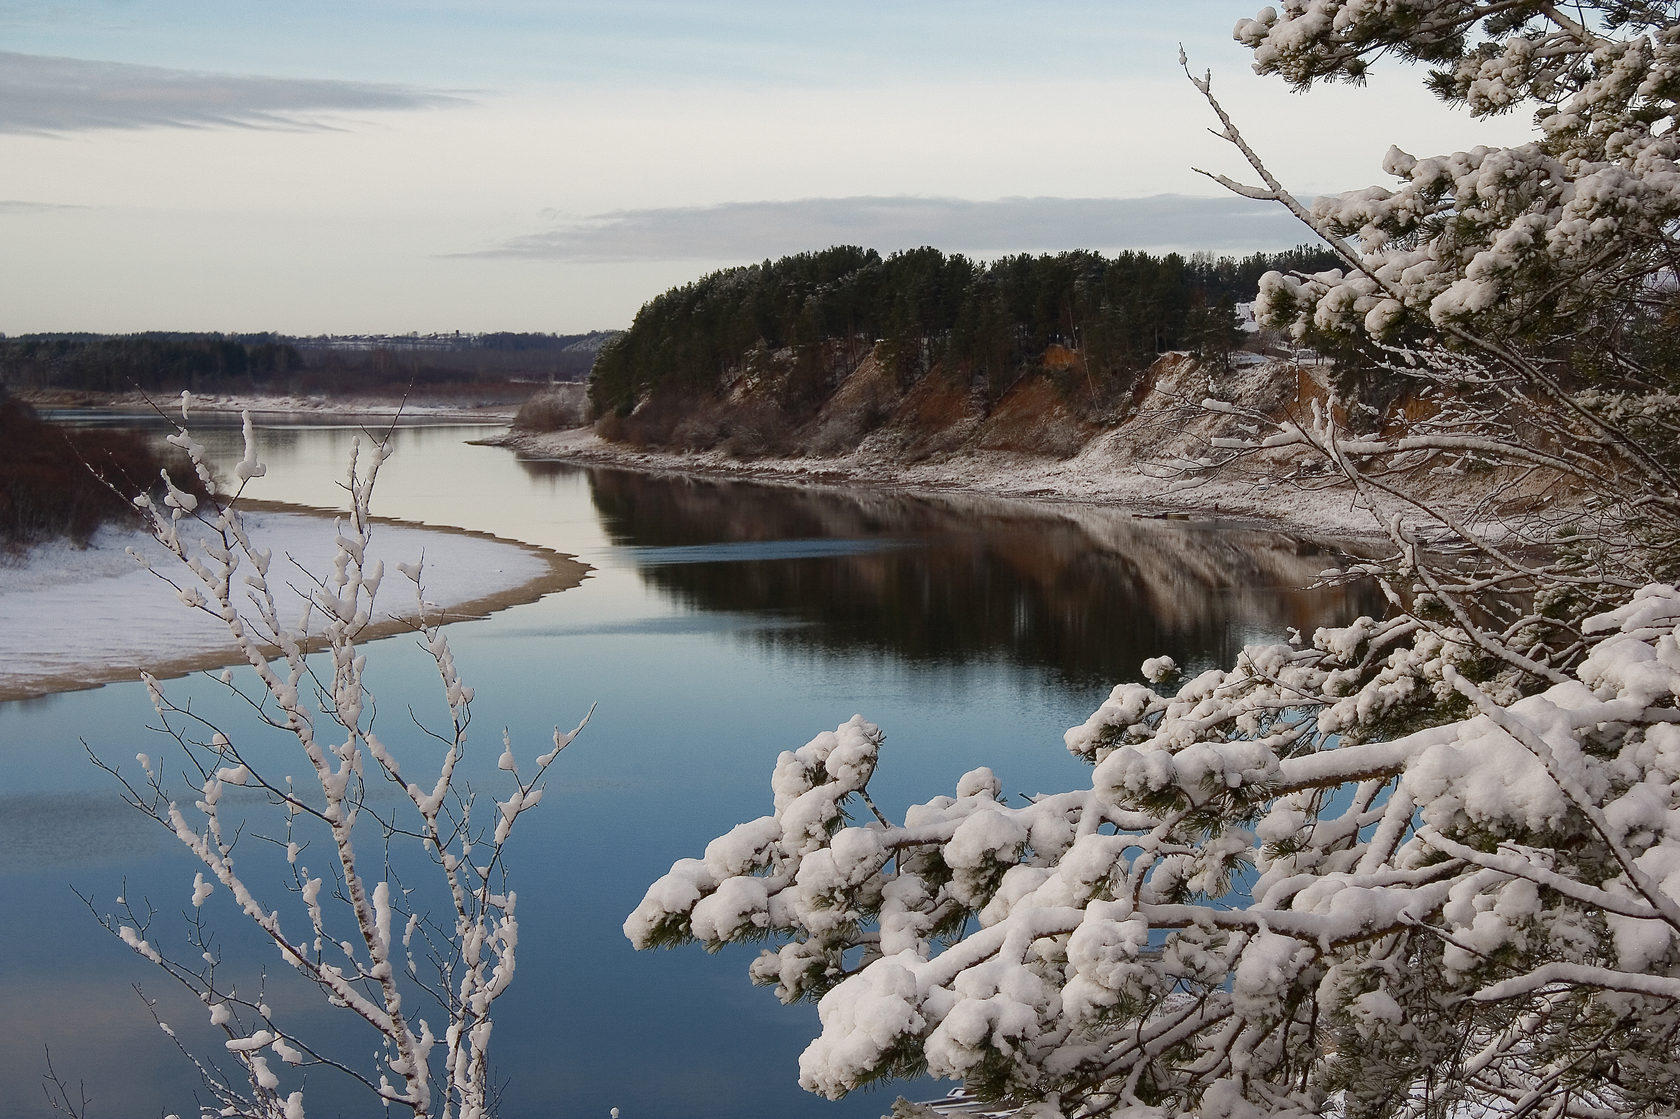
[0,501,587,703]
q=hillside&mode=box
[502,245,1431,528]
[508,344,1565,544]
[581,245,1339,457]
[507,231,1568,541]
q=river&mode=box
[0,416,1381,1119]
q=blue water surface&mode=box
[0,418,1378,1119]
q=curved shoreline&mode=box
[494,427,1399,544]
[0,501,589,704]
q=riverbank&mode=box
[0,502,588,702]
[18,387,525,424]
[500,353,1555,543]
[23,380,1525,544]
[497,425,1493,544]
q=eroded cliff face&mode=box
[522,341,1566,543]
[595,341,1218,463]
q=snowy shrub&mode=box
[0,389,212,550]
[510,386,589,432]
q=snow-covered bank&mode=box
[501,356,1556,544]
[498,426,1419,542]
[0,506,587,702]
[21,389,524,424]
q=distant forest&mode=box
[589,244,1339,420]
[0,330,619,395]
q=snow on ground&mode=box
[498,352,1537,543]
[26,390,523,424]
[170,392,521,422]
[0,508,582,702]
[499,427,1418,542]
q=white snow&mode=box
[500,410,1472,542]
[49,391,522,423]
[626,585,1680,1110]
[0,507,560,701]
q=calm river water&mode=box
[0,417,1380,1119]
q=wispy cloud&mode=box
[470,195,1312,262]
[0,198,88,213]
[0,51,466,134]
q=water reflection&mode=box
[1,419,1393,1119]
[527,462,1384,687]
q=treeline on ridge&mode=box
[0,331,617,397]
[587,244,1336,450]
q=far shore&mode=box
[18,387,528,425]
[24,389,1390,540]
[494,426,1421,544]
[22,388,1503,551]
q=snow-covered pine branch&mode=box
[96,396,585,1119]
[1184,5,1680,689]
[628,587,1680,1118]
[1183,6,1680,596]
[1235,3,1680,353]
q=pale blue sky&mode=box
[0,2,1530,334]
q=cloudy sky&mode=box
[0,1,1530,335]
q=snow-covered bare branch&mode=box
[95,396,585,1119]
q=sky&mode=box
[0,1,1533,335]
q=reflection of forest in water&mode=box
[524,461,1385,688]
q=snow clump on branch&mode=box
[629,588,1680,1116]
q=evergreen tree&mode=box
[586,245,1323,426]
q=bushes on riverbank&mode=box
[510,383,590,432]
[0,391,210,551]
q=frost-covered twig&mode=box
[94,396,585,1119]
[41,1048,91,1119]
